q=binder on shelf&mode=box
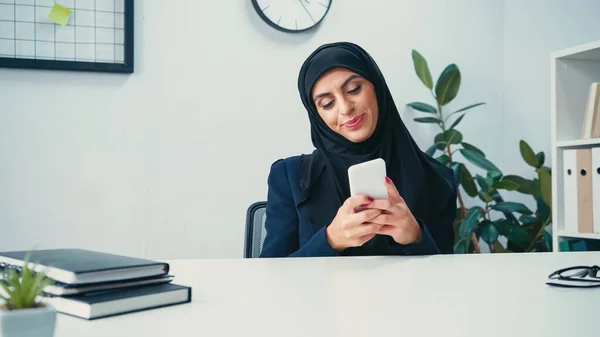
[563,149,578,233]
[577,148,594,233]
[593,147,600,234]
[581,82,600,139]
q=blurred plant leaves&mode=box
[449,114,466,130]
[492,180,519,191]
[459,207,483,237]
[450,102,486,115]
[539,167,552,209]
[435,64,461,106]
[414,117,442,124]
[502,175,533,195]
[461,142,485,157]
[537,152,545,167]
[411,50,434,90]
[434,133,447,150]
[407,102,437,113]
[480,221,499,244]
[520,140,538,168]
[444,129,463,144]
[460,164,478,197]
[491,202,533,214]
[460,149,500,172]
[494,219,530,249]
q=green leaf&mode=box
[536,196,551,223]
[493,241,509,253]
[449,113,465,130]
[492,180,519,191]
[406,102,437,114]
[461,142,485,157]
[487,170,503,182]
[492,202,533,214]
[539,167,552,209]
[426,142,446,156]
[0,281,13,300]
[435,64,461,106]
[443,129,463,144]
[414,117,442,124]
[519,215,538,224]
[479,191,493,203]
[433,133,447,150]
[476,174,489,193]
[460,164,478,197]
[543,229,552,251]
[425,144,437,156]
[494,219,530,248]
[532,178,541,198]
[454,238,468,254]
[459,149,500,172]
[459,207,483,237]
[436,154,450,165]
[488,188,503,202]
[480,221,499,244]
[451,102,486,115]
[449,162,461,186]
[519,140,538,167]
[411,50,434,90]
[537,152,545,167]
[502,175,533,195]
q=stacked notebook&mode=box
[0,249,191,320]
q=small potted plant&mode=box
[0,253,56,337]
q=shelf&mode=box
[556,231,600,240]
[556,138,600,148]
[551,40,600,61]
[551,40,600,252]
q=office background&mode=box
[0,0,599,259]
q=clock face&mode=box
[252,0,332,33]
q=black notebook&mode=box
[43,274,175,296]
[0,249,169,285]
[42,283,192,320]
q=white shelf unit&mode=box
[551,40,600,252]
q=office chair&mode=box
[244,201,267,258]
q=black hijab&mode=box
[296,42,457,252]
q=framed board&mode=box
[0,0,133,73]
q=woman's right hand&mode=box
[325,195,383,252]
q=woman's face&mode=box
[311,67,378,143]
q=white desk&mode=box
[54,252,600,336]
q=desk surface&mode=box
[55,252,599,337]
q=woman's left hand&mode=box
[363,177,422,245]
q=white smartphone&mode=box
[348,158,388,201]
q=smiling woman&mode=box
[259,42,458,258]
[311,70,379,143]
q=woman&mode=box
[260,42,457,258]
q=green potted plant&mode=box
[406,49,552,253]
[0,253,56,337]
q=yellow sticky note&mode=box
[48,3,72,26]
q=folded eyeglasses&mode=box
[546,265,600,288]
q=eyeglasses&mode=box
[546,265,600,288]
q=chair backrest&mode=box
[244,201,267,258]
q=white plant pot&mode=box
[0,304,56,337]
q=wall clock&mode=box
[251,0,332,33]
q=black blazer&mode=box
[259,154,456,258]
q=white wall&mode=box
[0,0,597,259]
